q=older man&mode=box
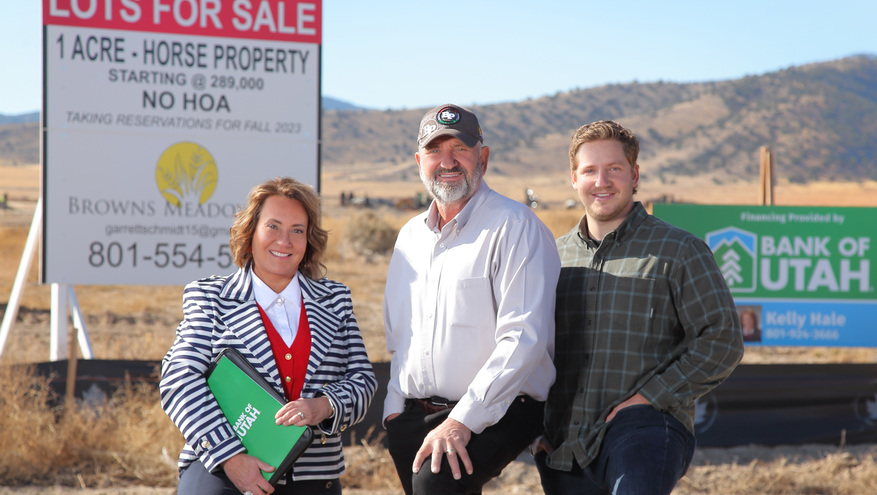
[383,104,561,494]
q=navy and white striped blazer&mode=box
[160,264,377,480]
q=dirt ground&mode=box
[2,443,877,494]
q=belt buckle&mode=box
[428,396,451,409]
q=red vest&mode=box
[257,301,311,401]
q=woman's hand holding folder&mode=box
[223,453,276,495]
[275,396,334,426]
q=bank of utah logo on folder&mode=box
[206,348,313,485]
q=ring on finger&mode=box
[447,448,456,454]
[296,411,306,420]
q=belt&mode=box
[407,396,458,415]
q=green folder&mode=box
[205,347,313,485]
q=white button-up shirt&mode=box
[252,269,302,346]
[383,181,561,433]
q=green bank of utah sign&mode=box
[652,205,875,347]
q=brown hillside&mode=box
[320,55,877,185]
[0,122,39,167]
[2,55,876,188]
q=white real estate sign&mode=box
[42,0,321,285]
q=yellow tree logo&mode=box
[156,142,218,206]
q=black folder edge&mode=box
[205,347,314,485]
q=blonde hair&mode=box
[229,177,327,279]
[568,120,640,194]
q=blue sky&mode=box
[2,1,876,115]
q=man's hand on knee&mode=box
[412,418,473,480]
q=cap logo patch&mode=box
[436,107,461,125]
[420,122,437,140]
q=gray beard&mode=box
[422,164,483,204]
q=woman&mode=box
[160,177,377,495]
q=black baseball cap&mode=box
[416,104,483,149]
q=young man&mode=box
[383,104,561,494]
[535,120,744,495]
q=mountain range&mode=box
[3,55,876,184]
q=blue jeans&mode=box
[535,405,695,495]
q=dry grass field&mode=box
[2,165,877,493]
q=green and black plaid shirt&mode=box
[544,202,744,471]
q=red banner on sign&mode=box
[43,0,322,43]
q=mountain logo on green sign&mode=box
[706,227,757,293]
